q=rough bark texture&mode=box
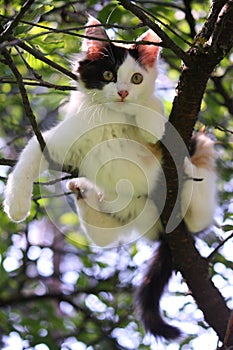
[120,0,233,345]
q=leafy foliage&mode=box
[0,1,232,349]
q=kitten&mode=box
[3,16,217,339]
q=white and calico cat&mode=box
[3,16,217,339]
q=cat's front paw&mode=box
[4,174,32,222]
[67,177,104,203]
[4,194,31,223]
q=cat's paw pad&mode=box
[67,177,104,202]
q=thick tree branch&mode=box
[212,0,233,52]
[121,0,233,344]
[195,0,229,43]
[161,1,233,344]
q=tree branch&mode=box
[0,158,16,167]
[16,40,78,81]
[0,77,76,91]
[161,0,233,344]
[183,0,197,38]
[212,0,233,52]
[207,232,233,261]
[1,48,79,176]
[195,0,229,43]
[0,0,35,43]
[122,0,233,344]
[2,48,47,153]
[119,0,192,65]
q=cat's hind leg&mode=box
[67,177,126,246]
[182,133,217,233]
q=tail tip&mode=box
[144,317,181,340]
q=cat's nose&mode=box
[118,90,129,101]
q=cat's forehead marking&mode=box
[117,54,144,82]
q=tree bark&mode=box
[120,0,233,344]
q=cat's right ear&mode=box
[136,30,161,68]
[82,16,109,60]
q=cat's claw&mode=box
[67,177,104,202]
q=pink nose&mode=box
[118,90,129,100]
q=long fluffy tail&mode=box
[135,238,181,339]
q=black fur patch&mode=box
[189,136,197,157]
[77,43,141,90]
[135,238,181,340]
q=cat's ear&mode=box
[82,16,109,60]
[136,30,161,68]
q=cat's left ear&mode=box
[82,16,109,60]
[136,30,161,68]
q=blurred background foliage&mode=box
[0,0,232,349]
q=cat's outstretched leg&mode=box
[182,133,217,232]
[67,177,162,246]
[4,137,48,222]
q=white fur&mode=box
[4,52,217,246]
[182,157,217,232]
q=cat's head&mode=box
[74,16,161,109]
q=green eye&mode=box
[131,73,143,84]
[103,70,114,82]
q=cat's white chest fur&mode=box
[62,102,164,200]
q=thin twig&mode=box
[207,232,233,261]
[0,77,76,91]
[1,48,74,174]
[34,175,73,186]
[0,14,144,32]
[215,124,233,135]
[0,0,35,43]
[2,31,164,51]
[132,2,192,46]
[136,1,184,11]
[33,192,72,202]
[119,0,192,66]
[0,158,16,167]
[2,48,47,152]
[16,40,78,81]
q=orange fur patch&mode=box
[190,133,217,172]
[145,141,162,165]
